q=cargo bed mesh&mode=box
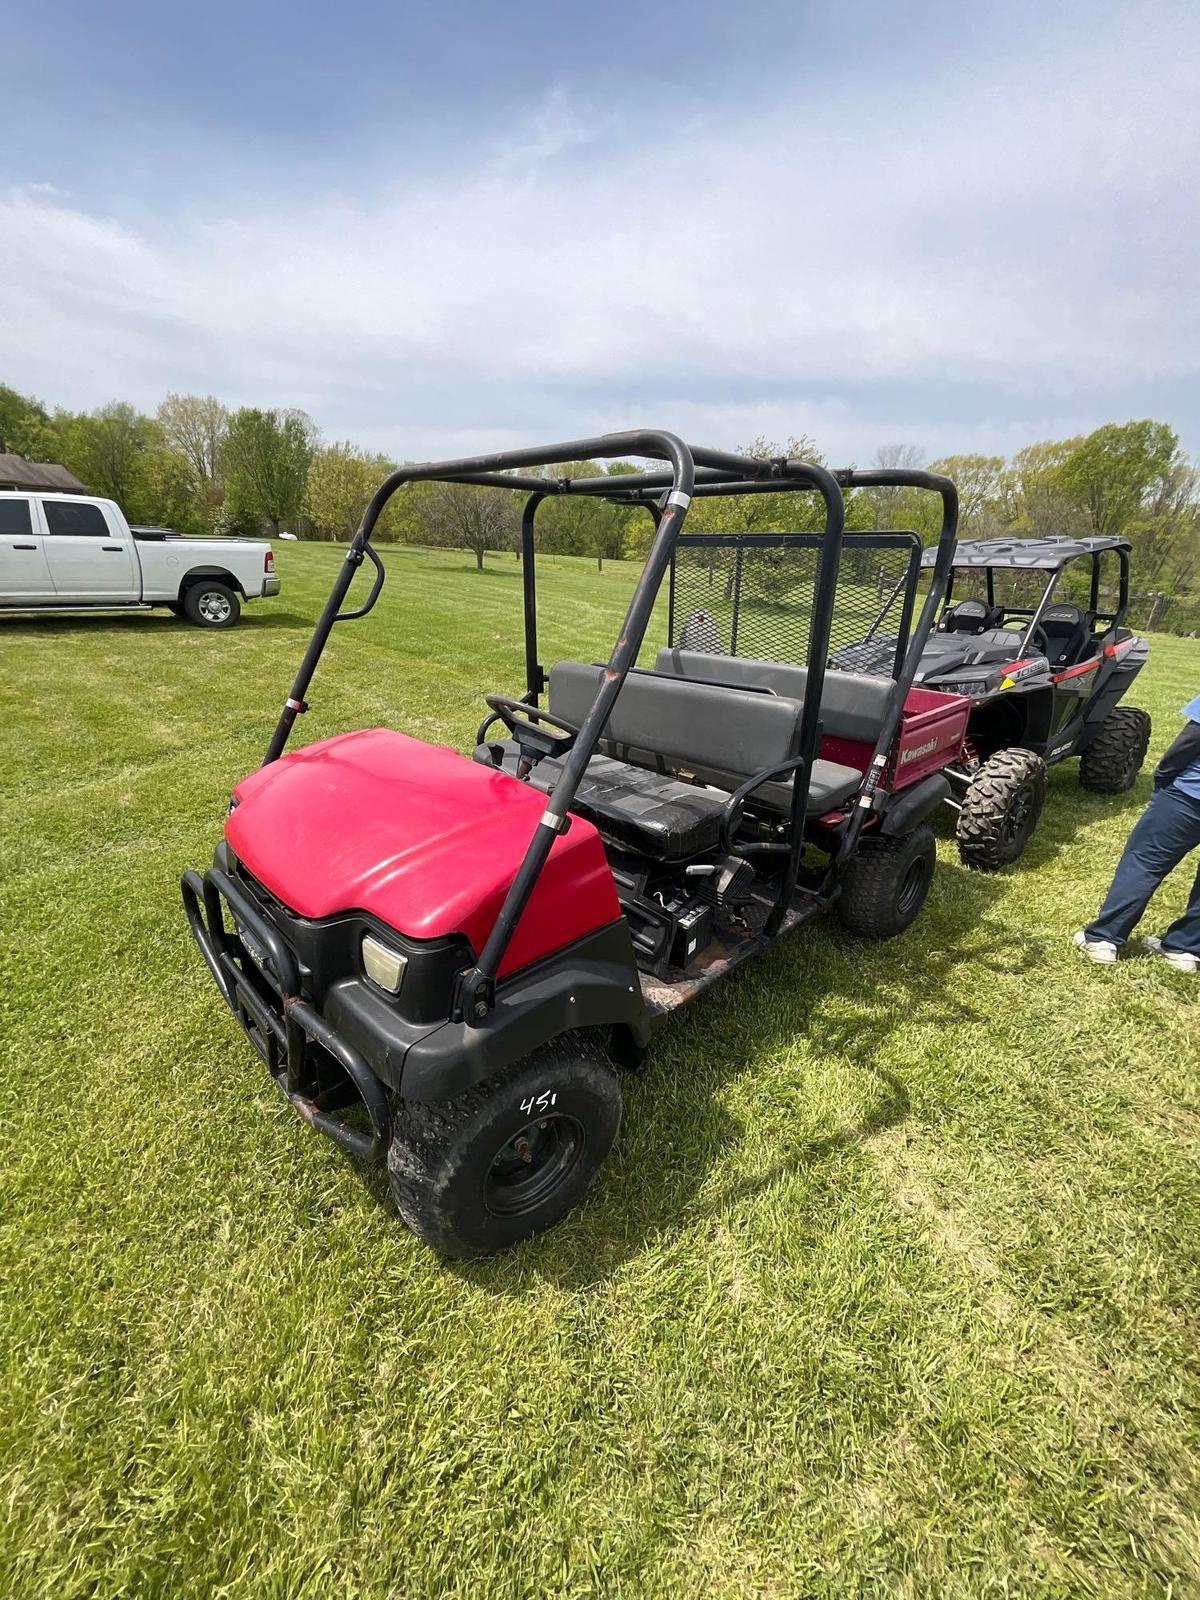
[667,532,922,679]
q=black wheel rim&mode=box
[485,1115,584,1219]
[1003,783,1036,845]
[897,855,928,915]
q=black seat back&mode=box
[1038,604,1090,667]
[656,648,892,746]
[944,598,1004,633]
[548,661,803,781]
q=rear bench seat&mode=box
[655,648,893,745]
[488,661,862,859]
[654,648,894,808]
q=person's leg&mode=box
[1085,788,1200,948]
[1160,849,1200,957]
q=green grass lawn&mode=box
[2,542,1199,1599]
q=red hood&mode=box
[227,729,620,977]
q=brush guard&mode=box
[181,867,392,1162]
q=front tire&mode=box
[1079,706,1151,794]
[183,580,241,629]
[387,1036,622,1258]
[837,824,936,939]
[956,747,1046,870]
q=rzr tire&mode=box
[1079,706,1151,794]
[837,824,936,940]
[387,1036,622,1258]
[183,580,241,629]
[956,747,1046,870]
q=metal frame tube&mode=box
[830,470,960,868]
[766,460,845,933]
[258,440,961,1012]
[463,454,697,1010]
[263,430,705,766]
[520,492,546,697]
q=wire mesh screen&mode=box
[667,533,921,679]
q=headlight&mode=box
[362,934,407,994]
[938,678,990,697]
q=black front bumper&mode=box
[183,852,650,1131]
[181,864,392,1161]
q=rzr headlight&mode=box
[937,678,991,697]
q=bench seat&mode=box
[490,742,863,858]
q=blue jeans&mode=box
[1086,784,1200,954]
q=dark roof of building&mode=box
[0,454,88,492]
[921,535,1132,570]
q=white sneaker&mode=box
[1143,936,1199,974]
[1074,930,1119,965]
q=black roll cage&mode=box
[263,432,959,1022]
[944,546,1132,646]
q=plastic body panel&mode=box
[817,687,970,790]
[227,728,623,979]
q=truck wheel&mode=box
[956,747,1046,870]
[183,581,241,629]
[837,824,935,939]
[387,1036,622,1258]
[1079,706,1151,794]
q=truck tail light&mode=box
[264,549,275,574]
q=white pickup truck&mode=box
[0,491,280,628]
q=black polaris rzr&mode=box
[835,536,1151,869]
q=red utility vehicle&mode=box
[183,433,965,1256]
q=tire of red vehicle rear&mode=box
[1078,706,1151,794]
[183,580,241,628]
[836,824,936,939]
[956,747,1046,870]
[387,1036,622,1258]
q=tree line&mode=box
[1,384,1196,628]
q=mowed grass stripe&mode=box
[1,540,1198,1599]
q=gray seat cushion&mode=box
[548,661,804,779]
[655,648,893,745]
[483,660,863,859]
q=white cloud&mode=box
[1,8,1197,463]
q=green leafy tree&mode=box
[156,393,228,529]
[0,384,53,457]
[532,461,634,569]
[305,442,398,541]
[1060,420,1181,541]
[222,408,316,535]
[136,446,207,533]
[58,402,153,508]
[1009,437,1086,537]
[927,454,1006,539]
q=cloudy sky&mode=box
[2,0,1197,466]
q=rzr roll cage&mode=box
[263,432,959,1022]
[939,546,1132,645]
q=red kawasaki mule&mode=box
[183,432,965,1256]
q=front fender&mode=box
[325,918,650,1101]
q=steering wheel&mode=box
[1020,623,1051,659]
[479,694,579,764]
